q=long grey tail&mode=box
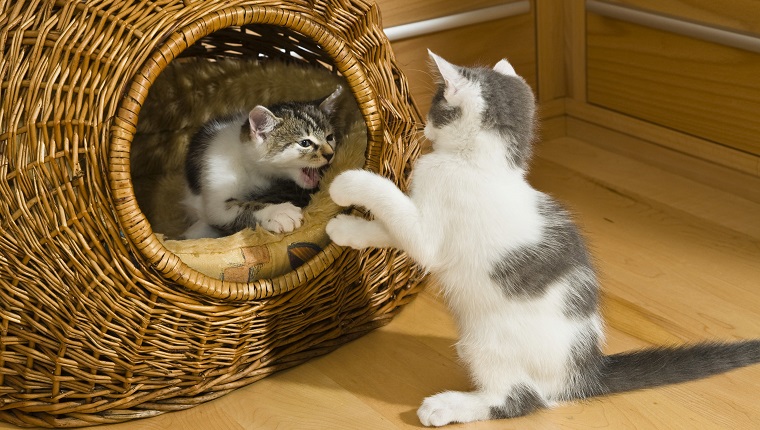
[587,340,760,397]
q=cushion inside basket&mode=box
[131,58,367,282]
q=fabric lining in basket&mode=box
[0,1,425,427]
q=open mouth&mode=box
[300,167,322,189]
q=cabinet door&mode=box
[587,13,760,157]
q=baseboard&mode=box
[537,98,567,142]
[565,116,760,204]
[564,99,760,179]
[534,97,760,203]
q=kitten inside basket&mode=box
[131,57,366,281]
[182,86,344,239]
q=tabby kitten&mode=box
[325,52,760,427]
[182,86,342,239]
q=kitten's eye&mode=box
[298,139,313,148]
[326,134,335,143]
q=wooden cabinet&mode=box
[567,0,760,200]
[368,0,760,199]
[599,0,760,34]
[375,0,512,27]
[374,0,536,114]
[587,13,760,157]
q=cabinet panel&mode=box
[391,13,536,115]
[599,0,760,34]
[587,13,760,157]
[373,0,521,28]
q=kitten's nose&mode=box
[323,151,333,162]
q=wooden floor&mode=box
[4,136,760,429]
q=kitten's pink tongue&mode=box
[301,168,320,189]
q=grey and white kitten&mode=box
[325,51,760,426]
[182,86,342,239]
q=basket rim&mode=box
[108,5,380,301]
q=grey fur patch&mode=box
[490,195,597,304]
[489,385,546,419]
[595,340,760,397]
[428,84,462,128]
[562,339,760,401]
[563,328,605,401]
[462,67,536,169]
[561,267,600,319]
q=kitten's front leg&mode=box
[182,220,223,239]
[326,214,398,249]
[329,170,436,265]
[255,202,303,233]
[221,199,303,234]
[329,170,399,210]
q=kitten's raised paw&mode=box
[257,202,303,233]
[418,391,489,427]
[326,214,367,249]
[329,169,377,208]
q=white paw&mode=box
[257,203,303,233]
[329,169,377,207]
[325,215,366,249]
[417,391,488,427]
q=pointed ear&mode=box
[318,85,343,116]
[248,106,280,140]
[493,59,517,76]
[428,50,462,85]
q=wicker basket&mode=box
[0,0,425,427]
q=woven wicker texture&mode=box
[0,0,425,427]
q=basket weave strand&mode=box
[0,0,425,427]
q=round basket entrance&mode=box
[0,1,425,427]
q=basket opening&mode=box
[113,15,374,297]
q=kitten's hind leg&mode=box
[326,214,398,249]
[418,391,491,427]
[182,220,223,239]
[418,386,546,427]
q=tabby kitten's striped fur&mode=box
[182,86,342,239]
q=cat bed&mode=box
[0,1,425,428]
[131,58,368,281]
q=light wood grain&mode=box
[374,0,522,27]
[391,12,536,115]
[540,136,760,239]
[565,0,587,102]
[535,0,566,102]
[587,13,760,157]
[565,99,760,196]
[5,135,756,430]
[600,0,760,34]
